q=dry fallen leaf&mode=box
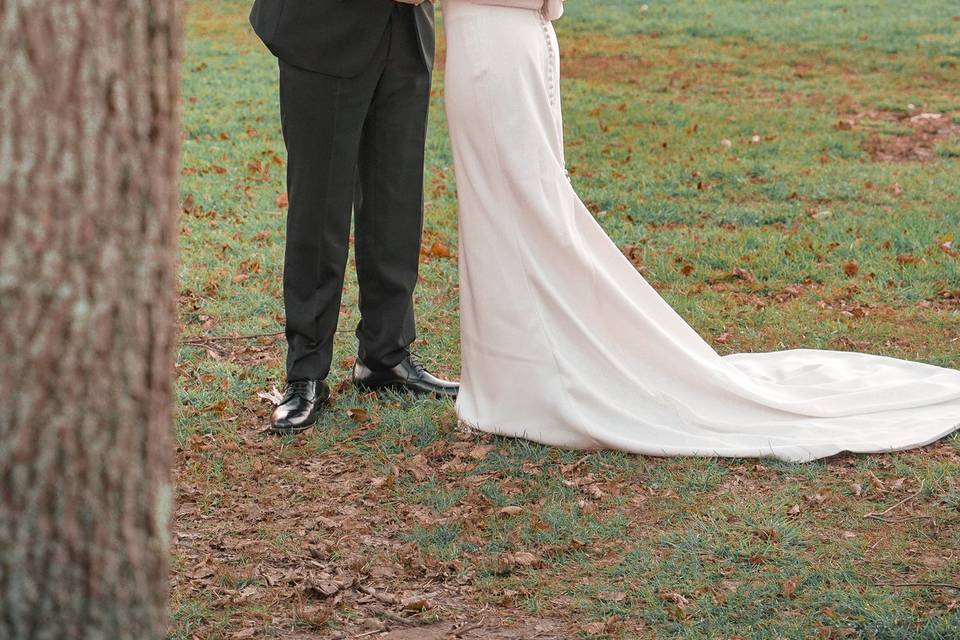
[731,266,756,282]
[190,565,215,580]
[429,242,452,258]
[658,590,690,609]
[754,528,779,541]
[257,386,284,405]
[401,595,433,611]
[782,578,798,599]
[468,444,495,460]
[583,484,605,500]
[307,581,341,598]
[499,551,542,569]
[407,453,432,481]
[371,474,395,490]
[598,591,628,602]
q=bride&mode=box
[441,0,960,462]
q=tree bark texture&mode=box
[0,1,182,638]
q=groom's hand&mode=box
[394,0,429,5]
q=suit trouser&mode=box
[278,4,431,381]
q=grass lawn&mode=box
[172,1,960,638]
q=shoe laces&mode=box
[407,353,427,376]
[283,380,314,403]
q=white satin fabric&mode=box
[441,0,960,462]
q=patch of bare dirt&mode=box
[170,419,580,639]
[560,36,657,84]
[377,618,567,640]
[839,110,960,162]
[562,52,656,84]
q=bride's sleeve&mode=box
[543,0,563,20]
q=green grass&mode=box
[172,1,960,638]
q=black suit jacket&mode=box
[250,0,435,78]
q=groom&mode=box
[250,0,458,435]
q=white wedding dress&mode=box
[441,0,960,462]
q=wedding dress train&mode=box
[441,0,960,462]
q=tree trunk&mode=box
[0,1,182,638]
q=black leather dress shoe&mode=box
[269,380,330,435]
[353,355,459,399]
